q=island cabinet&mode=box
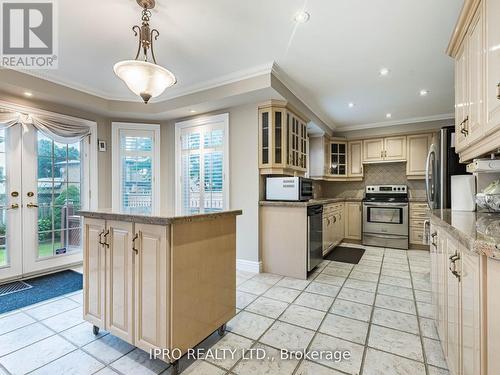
[448,0,500,161]
[258,100,309,176]
[430,216,491,375]
[80,210,241,370]
[323,202,344,255]
[344,201,362,240]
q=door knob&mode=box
[8,203,19,210]
[10,191,18,197]
[27,203,39,208]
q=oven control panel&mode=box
[365,185,407,194]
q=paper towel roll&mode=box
[451,175,476,211]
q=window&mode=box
[175,114,229,215]
[112,123,160,215]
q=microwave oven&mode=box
[266,177,313,201]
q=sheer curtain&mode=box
[0,109,91,143]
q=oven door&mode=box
[363,202,408,236]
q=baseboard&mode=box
[236,259,262,273]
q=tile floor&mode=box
[0,243,449,375]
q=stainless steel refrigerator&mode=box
[425,126,467,209]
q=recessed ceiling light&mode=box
[294,11,310,23]
[348,102,355,108]
[386,113,392,118]
[24,91,33,97]
[189,109,196,113]
[419,89,429,96]
[379,68,390,76]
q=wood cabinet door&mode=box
[322,216,329,255]
[455,45,469,152]
[436,229,448,351]
[134,224,169,354]
[406,134,432,176]
[466,4,485,144]
[384,136,407,161]
[363,138,384,162]
[446,237,461,375]
[258,109,271,168]
[272,108,286,168]
[461,250,484,375]
[344,202,361,240]
[83,218,106,328]
[347,141,363,177]
[485,0,500,133]
[106,220,134,343]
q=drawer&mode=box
[410,227,425,244]
[410,218,427,228]
[410,203,428,210]
[410,210,429,219]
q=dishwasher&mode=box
[307,205,323,271]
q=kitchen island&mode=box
[78,209,242,373]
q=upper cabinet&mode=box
[407,134,433,178]
[347,141,363,177]
[448,0,500,162]
[362,136,406,163]
[258,100,308,176]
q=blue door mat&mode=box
[0,270,82,314]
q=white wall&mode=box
[161,103,260,263]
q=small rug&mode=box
[0,270,82,314]
[324,246,365,264]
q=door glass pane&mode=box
[204,151,223,213]
[0,129,7,267]
[182,153,200,215]
[37,134,83,258]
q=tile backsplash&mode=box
[317,162,426,199]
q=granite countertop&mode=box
[431,209,500,260]
[260,196,427,207]
[259,197,362,207]
[77,209,243,225]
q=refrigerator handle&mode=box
[425,144,436,209]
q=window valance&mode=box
[0,108,91,144]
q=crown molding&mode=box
[335,113,455,132]
[13,62,275,103]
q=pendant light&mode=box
[114,0,176,103]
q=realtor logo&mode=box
[1,0,58,68]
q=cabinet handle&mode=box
[98,230,105,246]
[333,216,337,223]
[132,234,139,254]
[496,82,500,100]
[102,230,110,248]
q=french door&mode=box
[0,124,90,282]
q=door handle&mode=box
[26,203,38,208]
[7,203,20,210]
[132,234,139,254]
[98,230,105,246]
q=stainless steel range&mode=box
[362,185,409,249]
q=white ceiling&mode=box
[24,0,463,129]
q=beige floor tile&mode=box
[363,348,426,375]
[227,311,274,340]
[379,275,412,288]
[368,325,424,362]
[182,360,226,375]
[294,292,334,312]
[416,301,434,319]
[330,299,372,322]
[232,343,299,375]
[93,368,120,375]
[309,333,364,374]
[304,282,340,298]
[375,294,416,315]
[423,338,448,369]
[348,271,379,282]
[204,332,253,369]
[428,366,450,375]
[314,274,346,287]
[377,284,414,300]
[0,312,36,335]
[0,322,53,357]
[276,277,311,290]
[245,297,288,319]
[414,290,432,303]
[0,335,76,374]
[263,286,301,303]
[319,314,369,344]
[295,360,345,374]
[279,304,326,331]
[110,348,169,375]
[236,291,258,309]
[82,334,135,364]
[321,267,351,277]
[372,307,419,334]
[260,320,315,350]
[381,269,411,279]
[60,321,108,346]
[24,298,80,320]
[41,306,84,332]
[343,278,377,292]
[237,280,273,295]
[338,287,375,306]
[420,317,439,339]
[29,349,104,375]
[251,273,283,285]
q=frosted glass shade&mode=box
[113,60,176,103]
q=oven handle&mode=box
[363,202,408,207]
[363,233,407,239]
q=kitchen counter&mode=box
[259,196,426,207]
[431,209,500,259]
[259,197,362,207]
[77,209,242,225]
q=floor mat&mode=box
[0,270,82,314]
[324,246,365,264]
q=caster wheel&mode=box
[92,325,99,335]
[217,323,226,337]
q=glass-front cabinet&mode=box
[328,141,347,176]
[258,101,308,176]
